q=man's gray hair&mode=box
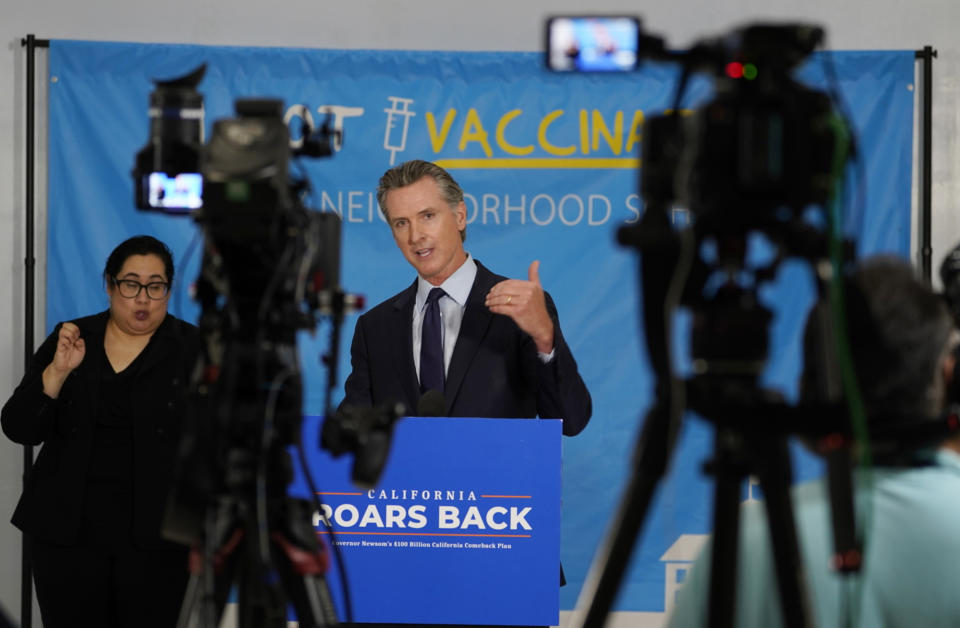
[377,160,466,242]
[802,256,955,423]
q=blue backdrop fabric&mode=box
[46,40,914,614]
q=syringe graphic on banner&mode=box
[383,97,417,165]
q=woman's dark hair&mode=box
[103,235,175,284]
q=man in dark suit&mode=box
[339,160,590,627]
[341,159,591,435]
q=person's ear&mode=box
[939,335,960,415]
[943,345,957,393]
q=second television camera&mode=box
[130,64,394,628]
[547,18,860,628]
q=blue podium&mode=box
[290,416,563,626]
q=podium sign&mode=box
[289,416,563,625]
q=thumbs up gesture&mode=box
[485,260,555,353]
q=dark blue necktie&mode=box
[420,287,446,394]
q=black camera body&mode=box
[132,66,399,576]
[193,98,342,338]
[132,67,344,548]
[645,25,847,228]
[133,64,205,213]
[133,66,341,333]
[130,64,374,626]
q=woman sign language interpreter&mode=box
[2,235,201,628]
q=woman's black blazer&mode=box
[1,311,201,549]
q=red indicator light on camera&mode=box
[725,62,758,80]
[725,62,744,79]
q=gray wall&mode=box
[3,0,959,623]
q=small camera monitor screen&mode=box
[547,16,640,72]
[147,172,203,212]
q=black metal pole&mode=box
[19,33,48,628]
[705,430,743,628]
[20,33,37,628]
[916,46,937,283]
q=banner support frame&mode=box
[915,45,937,284]
[17,32,49,628]
[16,41,937,626]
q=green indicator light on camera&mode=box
[743,63,759,80]
[225,180,251,202]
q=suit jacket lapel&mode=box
[444,263,497,413]
[391,280,421,410]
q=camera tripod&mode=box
[165,335,341,628]
[175,493,338,628]
[574,206,859,628]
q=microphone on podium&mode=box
[417,390,446,417]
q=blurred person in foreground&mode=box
[668,255,960,628]
[2,235,201,628]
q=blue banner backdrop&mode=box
[47,40,914,617]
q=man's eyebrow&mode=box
[119,272,167,280]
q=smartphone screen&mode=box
[146,172,203,212]
[546,16,641,72]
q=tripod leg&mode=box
[175,573,203,628]
[268,498,340,627]
[175,547,238,628]
[574,466,663,628]
[757,437,814,628]
[237,532,288,628]
[287,574,339,628]
[574,401,680,628]
[706,427,745,628]
[269,532,339,627]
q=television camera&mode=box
[132,64,400,628]
[548,18,865,628]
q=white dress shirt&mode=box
[412,254,478,379]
